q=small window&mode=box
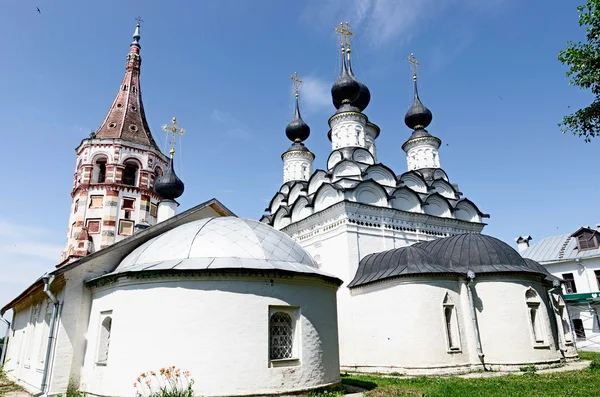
[86,219,101,234]
[150,203,158,217]
[562,273,577,294]
[97,313,112,365]
[577,233,599,251]
[122,198,135,210]
[525,289,545,345]
[93,157,107,183]
[90,195,104,208]
[123,84,128,91]
[122,161,138,186]
[119,220,134,236]
[131,105,137,111]
[131,86,137,93]
[443,294,460,351]
[573,319,586,340]
[116,103,123,108]
[269,312,293,360]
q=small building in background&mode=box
[519,226,600,351]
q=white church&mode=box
[0,22,580,397]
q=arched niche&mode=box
[352,148,375,164]
[423,194,452,218]
[270,193,287,214]
[291,197,313,223]
[399,172,428,194]
[365,164,396,187]
[327,151,343,170]
[273,209,291,230]
[288,183,307,206]
[279,184,291,195]
[391,188,422,213]
[433,169,449,181]
[332,160,362,180]
[307,170,329,195]
[351,181,388,207]
[454,199,482,223]
[431,180,457,199]
[313,184,343,212]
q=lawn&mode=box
[341,351,600,397]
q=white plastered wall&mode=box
[80,276,340,397]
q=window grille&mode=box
[269,312,293,360]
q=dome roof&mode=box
[333,56,371,112]
[349,245,458,287]
[417,233,545,275]
[404,94,432,130]
[331,56,360,108]
[154,157,184,200]
[110,217,336,281]
[285,97,310,142]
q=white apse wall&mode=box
[80,275,340,397]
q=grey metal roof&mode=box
[348,245,461,287]
[523,258,563,284]
[521,233,600,263]
[417,233,545,276]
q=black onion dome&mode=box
[154,157,184,200]
[348,245,458,287]
[404,79,433,130]
[285,97,310,142]
[332,55,360,108]
[417,234,546,276]
[333,56,371,111]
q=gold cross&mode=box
[161,117,186,157]
[408,53,419,80]
[334,21,354,51]
[135,16,144,25]
[290,72,302,98]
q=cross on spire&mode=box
[408,53,419,81]
[135,16,144,25]
[334,21,354,52]
[161,117,186,157]
[290,72,302,98]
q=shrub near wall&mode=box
[134,366,194,397]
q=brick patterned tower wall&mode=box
[60,23,168,264]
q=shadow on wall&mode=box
[471,286,484,312]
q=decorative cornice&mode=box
[402,135,441,152]
[71,183,162,200]
[281,150,315,160]
[328,111,367,126]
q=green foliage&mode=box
[342,353,600,397]
[519,363,537,373]
[589,360,600,370]
[307,389,345,397]
[134,366,194,397]
[558,0,600,141]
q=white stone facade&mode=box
[403,136,441,170]
[62,138,168,261]
[81,276,340,396]
[329,112,368,156]
[283,150,314,183]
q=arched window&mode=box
[97,315,112,364]
[93,156,107,183]
[526,289,545,345]
[443,293,460,351]
[269,312,293,360]
[122,161,139,186]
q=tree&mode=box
[558,0,600,142]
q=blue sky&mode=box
[0,0,596,324]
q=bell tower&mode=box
[61,21,169,264]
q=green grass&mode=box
[342,351,600,397]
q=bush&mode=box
[519,364,537,374]
[589,360,600,370]
[134,366,194,397]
